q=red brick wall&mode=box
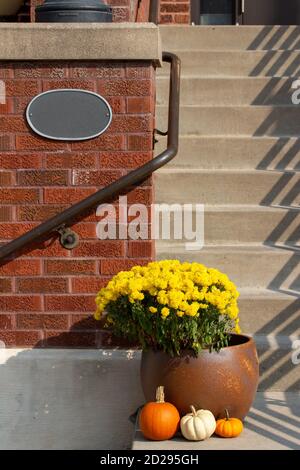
[160,0,190,24]
[0,60,155,348]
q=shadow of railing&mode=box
[243,26,300,404]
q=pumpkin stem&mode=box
[190,405,197,416]
[225,409,230,421]
[156,386,165,403]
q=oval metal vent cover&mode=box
[26,89,112,141]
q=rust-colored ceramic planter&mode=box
[140,334,259,420]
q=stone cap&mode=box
[0,23,162,64]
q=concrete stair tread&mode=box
[157,167,299,174]
[132,392,300,450]
[157,243,300,253]
[159,25,300,51]
[156,203,300,212]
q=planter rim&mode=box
[142,333,255,355]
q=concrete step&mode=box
[238,290,299,338]
[156,244,300,291]
[155,136,300,170]
[156,205,299,245]
[157,77,297,106]
[256,335,300,392]
[158,50,300,77]
[157,105,300,137]
[159,25,300,51]
[155,169,300,206]
[133,392,300,449]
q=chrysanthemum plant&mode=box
[95,260,240,357]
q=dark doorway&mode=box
[191,0,300,25]
[191,0,235,25]
[242,0,300,25]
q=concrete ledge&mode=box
[0,348,143,450]
[0,23,162,63]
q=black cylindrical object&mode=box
[35,0,112,23]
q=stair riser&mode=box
[158,50,300,77]
[240,297,300,336]
[160,26,300,51]
[157,106,300,137]
[257,345,300,391]
[156,248,300,290]
[157,77,298,106]
[155,171,300,206]
[157,208,299,244]
[155,137,300,170]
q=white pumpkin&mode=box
[180,406,216,441]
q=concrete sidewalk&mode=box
[132,392,300,450]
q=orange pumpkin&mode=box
[215,409,243,438]
[139,385,180,440]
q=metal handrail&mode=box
[0,52,180,264]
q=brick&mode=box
[110,115,152,133]
[99,151,151,169]
[0,314,13,329]
[17,313,68,330]
[72,240,125,258]
[126,64,152,79]
[107,96,126,114]
[126,187,152,205]
[112,7,130,22]
[71,134,125,151]
[17,170,68,186]
[45,152,97,169]
[0,259,41,276]
[0,223,37,240]
[0,135,14,151]
[0,98,14,114]
[128,240,154,258]
[98,330,138,348]
[45,259,97,275]
[14,63,67,79]
[127,97,152,114]
[16,135,67,151]
[128,134,153,151]
[0,295,42,312]
[43,80,95,92]
[69,64,125,79]
[108,0,129,5]
[0,153,42,169]
[72,170,122,186]
[175,14,190,23]
[98,79,152,96]
[160,14,174,23]
[17,277,68,294]
[0,66,13,78]
[71,277,108,293]
[100,258,149,275]
[17,205,67,222]
[14,96,33,115]
[0,171,13,186]
[0,188,39,204]
[44,188,95,204]
[70,314,102,330]
[43,331,96,348]
[0,116,27,133]
[0,330,42,347]
[20,241,69,258]
[0,207,12,222]
[45,295,96,312]
[72,222,96,239]
[5,80,40,97]
[161,3,189,12]
[0,278,12,293]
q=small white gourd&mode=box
[180,406,216,441]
